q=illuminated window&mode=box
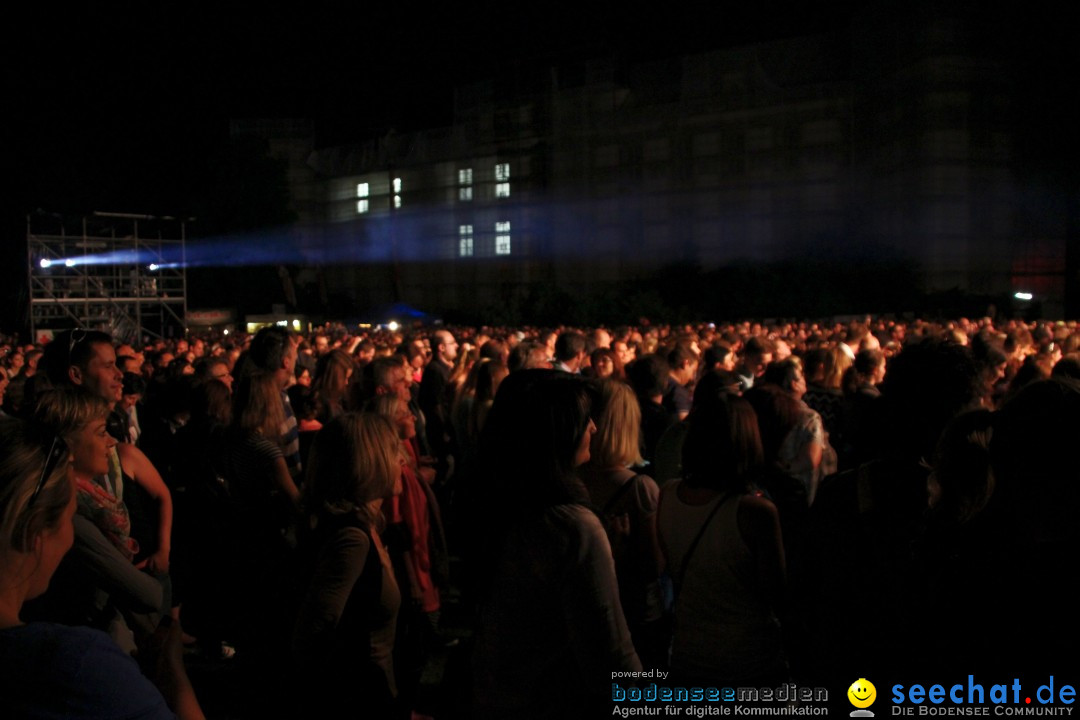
[495,163,510,181]
[393,177,402,193]
[357,183,369,198]
[495,221,511,255]
[458,224,474,257]
[357,199,369,214]
[459,167,473,202]
[495,182,510,198]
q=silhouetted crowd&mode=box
[1,315,1077,718]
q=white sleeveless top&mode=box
[658,481,783,684]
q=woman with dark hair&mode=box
[451,358,508,464]
[469,370,640,718]
[657,391,786,687]
[213,371,300,657]
[292,412,403,717]
[586,346,620,381]
[756,357,834,504]
[311,349,354,424]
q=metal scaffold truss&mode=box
[27,212,188,344]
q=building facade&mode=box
[247,5,1068,318]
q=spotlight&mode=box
[387,321,400,332]
[148,264,159,272]
[1014,292,1033,301]
[39,258,52,269]
[64,259,76,267]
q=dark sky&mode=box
[5,1,1076,326]
[6,2,877,229]
[12,1,1071,212]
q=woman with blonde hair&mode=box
[580,378,665,665]
[371,393,449,716]
[293,412,402,717]
[802,345,851,437]
[0,420,204,719]
[29,388,169,640]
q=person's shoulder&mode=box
[1,623,172,719]
[247,432,283,456]
[1,621,103,652]
[739,492,778,517]
[547,503,608,543]
[548,504,616,564]
[115,441,151,469]
[548,502,599,528]
[631,473,660,511]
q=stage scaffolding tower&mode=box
[27,212,188,344]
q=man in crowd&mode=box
[663,344,699,422]
[419,330,458,471]
[735,336,775,391]
[553,331,587,374]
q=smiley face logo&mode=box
[848,678,877,709]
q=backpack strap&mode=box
[602,473,641,515]
[674,490,732,596]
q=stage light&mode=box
[148,264,159,271]
[39,258,52,268]
[64,259,76,267]
[1014,292,1033,301]
[387,321,399,332]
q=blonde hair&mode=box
[1,420,73,553]
[30,387,110,440]
[591,379,644,468]
[304,412,400,527]
[821,346,853,390]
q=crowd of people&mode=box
[0,314,1077,718]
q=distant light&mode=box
[1014,292,1033,301]
[276,320,288,327]
[148,263,159,271]
[292,319,301,331]
[64,259,76,267]
[387,321,399,332]
[223,329,230,335]
[39,258,52,268]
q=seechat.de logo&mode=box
[849,678,878,717]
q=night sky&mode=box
[5,1,1077,329]
[9,2,873,213]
